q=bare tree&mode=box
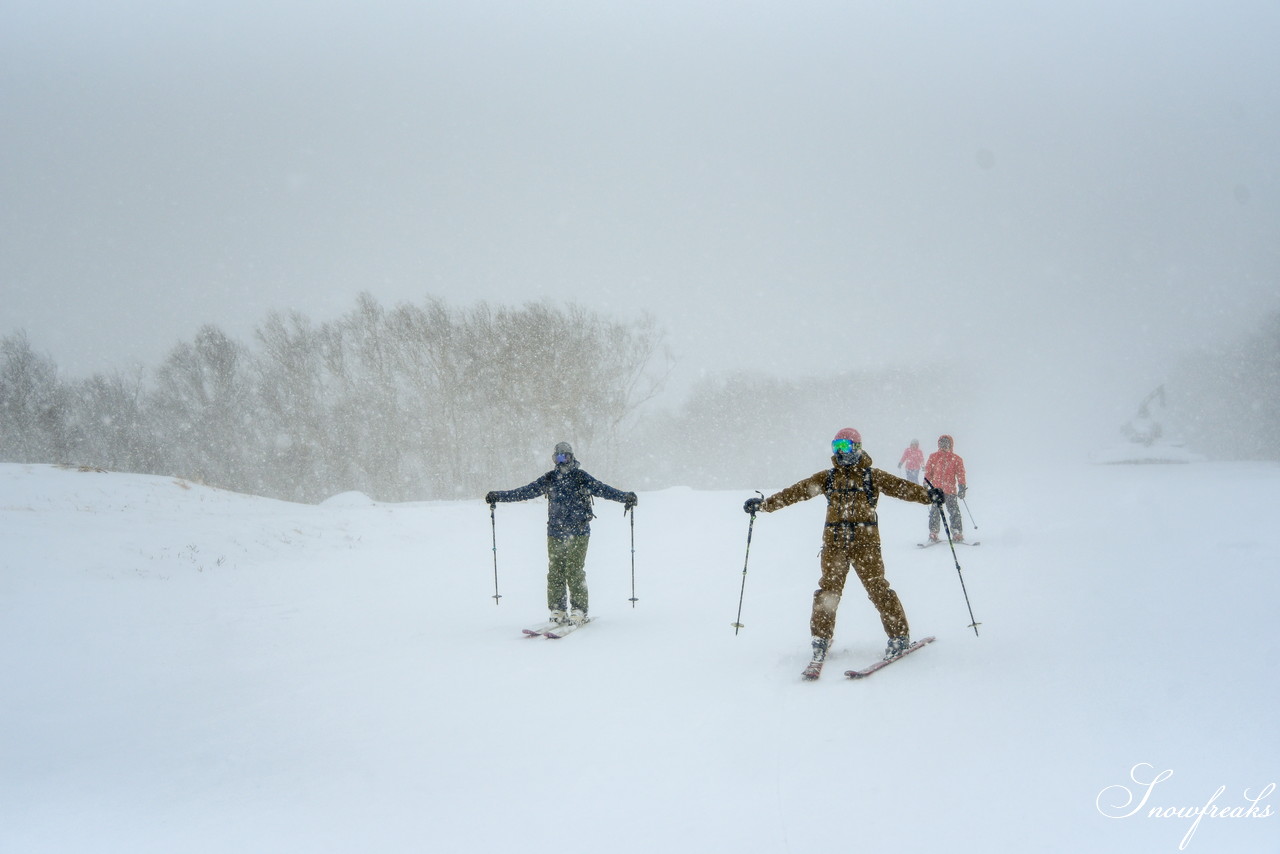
[151,325,253,486]
[0,331,68,463]
[65,369,154,473]
[253,310,339,501]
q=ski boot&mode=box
[883,635,911,660]
[802,636,830,680]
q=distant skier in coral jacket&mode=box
[923,434,967,543]
[486,442,636,628]
[743,428,945,679]
[897,439,924,483]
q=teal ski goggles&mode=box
[832,439,861,455]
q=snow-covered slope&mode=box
[1,461,1276,853]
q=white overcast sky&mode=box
[3,0,1278,437]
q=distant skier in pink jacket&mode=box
[897,439,924,483]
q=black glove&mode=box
[623,492,638,510]
[927,487,945,506]
[958,484,967,499]
[743,496,763,515]
[485,491,498,506]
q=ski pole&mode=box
[926,478,980,636]
[627,505,638,607]
[489,502,502,605]
[961,494,978,530]
[732,492,764,635]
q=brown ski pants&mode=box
[811,524,909,641]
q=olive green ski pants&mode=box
[547,535,590,614]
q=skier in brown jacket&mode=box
[743,428,945,679]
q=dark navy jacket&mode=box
[490,465,629,538]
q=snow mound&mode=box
[320,490,378,507]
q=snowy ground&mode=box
[1,460,1276,853]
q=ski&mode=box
[917,540,980,548]
[544,617,592,639]
[845,636,936,679]
[522,621,564,637]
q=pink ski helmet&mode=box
[834,428,862,443]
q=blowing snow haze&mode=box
[3,0,1279,459]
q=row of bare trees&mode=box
[0,295,668,502]
[8,299,1275,502]
[628,367,965,490]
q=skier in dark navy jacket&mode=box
[486,442,636,627]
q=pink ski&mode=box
[845,636,936,679]
[544,617,592,639]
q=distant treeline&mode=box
[629,369,966,490]
[0,289,962,498]
[5,298,1277,502]
[0,294,667,502]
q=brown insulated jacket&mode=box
[761,452,931,522]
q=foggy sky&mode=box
[4,0,1279,451]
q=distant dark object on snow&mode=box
[1093,385,1205,465]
